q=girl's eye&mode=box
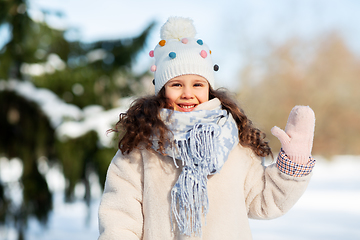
[171,83,181,87]
[194,83,204,87]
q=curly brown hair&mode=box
[111,86,272,158]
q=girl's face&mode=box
[164,74,209,112]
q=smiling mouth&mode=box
[175,104,198,112]
[178,104,196,109]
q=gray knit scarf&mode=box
[152,98,239,236]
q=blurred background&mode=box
[0,0,360,239]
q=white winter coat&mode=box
[98,143,312,239]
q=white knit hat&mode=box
[149,17,218,95]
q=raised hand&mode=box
[271,106,315,164]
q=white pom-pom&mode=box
[160,17,196,40]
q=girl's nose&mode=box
[181,87,194,99]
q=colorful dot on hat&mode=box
[210,50,212,54]
[149,50,154,57]
[150,65,157,72]
[159,40,166,46]
[197,39,203,45]
[152,79,155,85]
[181,38,188,44]
[200,50,207,58]
[169,52,176,59]
[214,64,219,71]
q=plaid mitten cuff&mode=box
[277,148,315,177]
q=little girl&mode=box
[98,17,316,240]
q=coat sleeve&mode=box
[98,149,144,240]
[244,149,314,219]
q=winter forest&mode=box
[1,0,360,239]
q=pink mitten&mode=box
[271,106,315,164]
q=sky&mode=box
[2,0,360,89]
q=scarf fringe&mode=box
[171,123,218,236]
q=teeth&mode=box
[180,105,195,109]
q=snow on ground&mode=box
[25,194,100,240]
[1,155,356,240]
[249,155,360,240]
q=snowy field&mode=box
[250,155,360,240]
[1,155,360,240]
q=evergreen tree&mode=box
[0,0,154,239]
